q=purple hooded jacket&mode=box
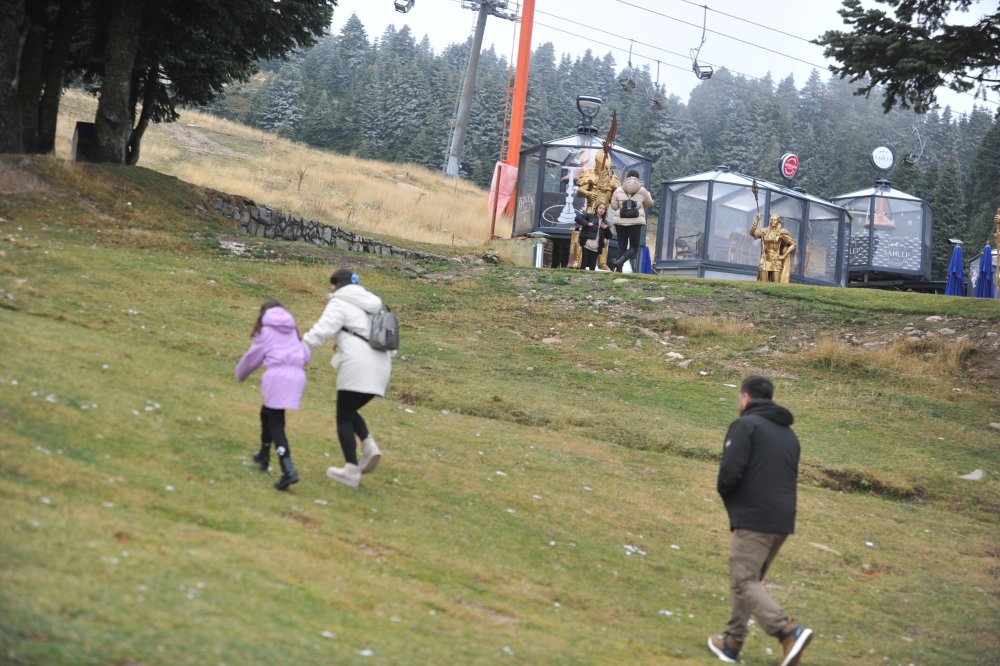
[235,307,311,410]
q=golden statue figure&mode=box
[570,151,620,269]
[994,207,1000,298]
[749,213,796,283]
[993,207,1000,256]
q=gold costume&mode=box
[994,208,1000,298]
[749,213,796,283]
[571,152,620,269]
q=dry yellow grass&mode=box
[802,335,974,380]
[53,90,513,247]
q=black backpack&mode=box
[619,198,640,218]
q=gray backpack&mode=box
[349,306,400,352]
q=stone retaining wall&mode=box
[206,189,448,262]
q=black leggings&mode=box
[336,390,375,465]
[260,406,290,459]
[580,246,600,270]
[615,224,644,268]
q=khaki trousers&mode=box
[725,528,790,640]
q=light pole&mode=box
[445,1,515,178]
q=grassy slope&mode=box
[1,157,998,665]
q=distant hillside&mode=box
[53,90,508,249]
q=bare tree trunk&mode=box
[93,0,143,164]
[126,64,158,166]
[0,0,27,154]
[17,0,48,153]
[37,0,79,153]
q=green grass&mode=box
[1,156,999,665]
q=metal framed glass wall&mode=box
[656,168,850,286]
[512,134,651,239]
[833,185,931,280]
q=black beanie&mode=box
[330,268,358,288]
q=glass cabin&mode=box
[512,133,652,267]
[830,180,932,282]
[654,167,851,286]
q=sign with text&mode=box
[870,146,894,171]
[779,153,799,179]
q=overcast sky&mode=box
[331,0,996,117]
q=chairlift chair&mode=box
[690,5,713,80]
[619,40,636,92]
[692,59,714,80]
[649,61,665,110]
[394,0,414,13]
[902,126,925,166]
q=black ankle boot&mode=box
[252,446,270,472]
[274,457,299,490]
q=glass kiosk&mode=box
[654,167,851,286]
[511,132,652,268]
[831,180,932,284]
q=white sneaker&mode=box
[326,463,361,488]
[359,436,381,474]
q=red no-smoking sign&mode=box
[780,153,799,179]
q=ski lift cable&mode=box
[533,19,773,91]
[610,0,829,71]
[619,0,997,108]
[540,3,997,109]
[671,0,818,45]
[537,9,996,111]
[456,0,994,109]
[535,9,693,63]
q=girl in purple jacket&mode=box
[236,300,311,490]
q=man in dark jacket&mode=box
[708,376,813,666]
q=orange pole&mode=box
[504,0,534,168]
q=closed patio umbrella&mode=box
[974,245,995,299]
[945,245,966,296]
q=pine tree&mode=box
[300,90,338,148]
[929,153,968,278]
[192,13,996,207]
[252,67,305,139]
[967,111,1000,247]
[522,42,559,148]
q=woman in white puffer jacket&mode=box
[303,268,392,488]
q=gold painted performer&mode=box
[994,208,1000,298]
[749,213,797,283]
[571,150,620,269]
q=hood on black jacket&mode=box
[742,399,794,427]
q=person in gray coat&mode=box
[708,376,813,666]
[303,269,393,488]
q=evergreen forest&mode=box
[202,13,1000,279]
